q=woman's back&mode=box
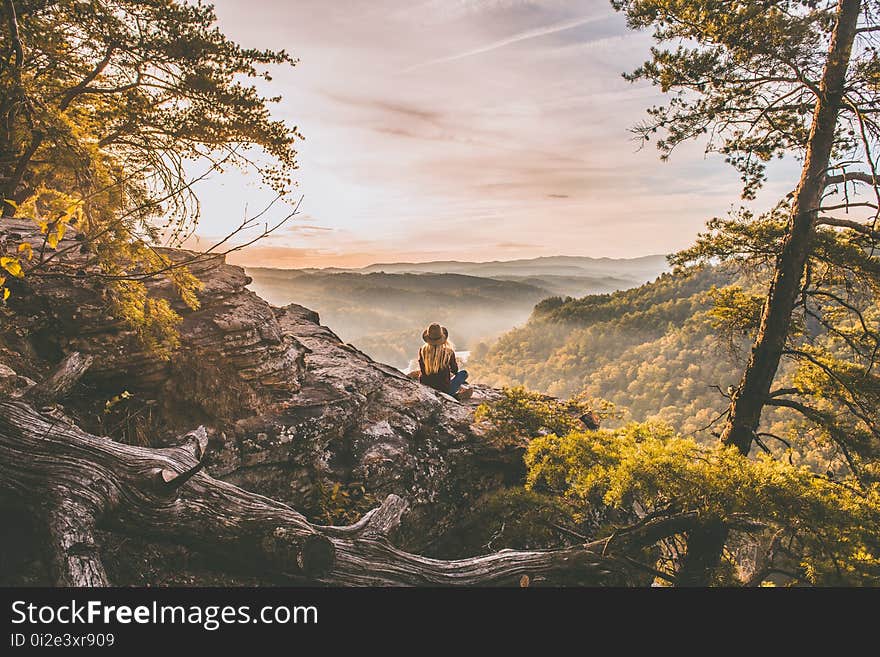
[417,322,470,398]
[418,343,458,394]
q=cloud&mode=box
[496,241,537,249]
[285,224,335,234]
[321,92,443,123]
[400,12,607,73]
[370,125,457,142]
[227,245,372,269]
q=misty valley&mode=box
[245,255,668,370]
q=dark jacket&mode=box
[419,351,458,394]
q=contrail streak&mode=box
[401,14,605,73]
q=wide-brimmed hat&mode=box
[422,323,448,345]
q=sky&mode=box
[188,0,800,268]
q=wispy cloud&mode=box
[285,224,335,234]
[321,92,443,123]
[400,13,606,73]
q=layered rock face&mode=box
[3,218,306,415]
[1,220,521,554]
[220,304,518,550]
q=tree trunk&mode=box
[674,519,727,587]
[0,399,667,586]
[677,0,864,587]
[719,0,862,455]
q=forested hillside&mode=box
[469,267,784,436]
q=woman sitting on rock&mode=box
[417,323,471,400]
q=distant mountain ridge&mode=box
[315,254,668,282]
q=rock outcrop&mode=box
[220,303,521,551]
[1,219,523,556]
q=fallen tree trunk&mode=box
[313,494,624,584]
[323,536,623,586]
[0,399,646,586]
[0,400,334,586]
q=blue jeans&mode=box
[449,370,468,395]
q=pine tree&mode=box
[617,0,879,472]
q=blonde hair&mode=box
[419,341,455,375]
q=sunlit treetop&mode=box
[0,0,303,353]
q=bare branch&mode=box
[2,130,43,216]
[818,201,878,211]
[155,459,206,492]
[823,171,879,186]
[58,45,116,111]
[767,387,800,398]
[816,215,880,238]
[765,396,865,482]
